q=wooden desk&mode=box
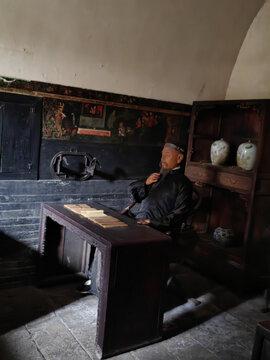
[39,202,171,359]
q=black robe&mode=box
[129,168,193,236]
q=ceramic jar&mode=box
[236,141,257,170]
[213,227,234,247]
[210,139,230,165]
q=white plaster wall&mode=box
[226,0,270,99]
[0,0,264,104]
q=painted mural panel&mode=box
[42,98,188,147]
[42,99,81,139]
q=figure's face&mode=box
[161,146,183,170]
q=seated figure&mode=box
[78,141,193,295]
[128,141,192,239]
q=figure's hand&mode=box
[145,173,160,185]
[194,181,204,187]
[137,219,150,225]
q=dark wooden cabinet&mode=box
[0,92,42,179]
[184,100,270,289]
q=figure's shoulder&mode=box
[170,169,189,180]
[170,169,192,189]
[129,177,146,188]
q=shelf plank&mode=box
[185,162,253,193]
[194,232,245,269]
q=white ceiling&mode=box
[0,0,266,104]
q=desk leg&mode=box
[96,242,168,359]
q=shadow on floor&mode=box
[162,262,255,340]
[0,280,84,336]
[0,260,257,343]
[0,232,85,336]
[0,231,263,351]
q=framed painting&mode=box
[82,103,104,118]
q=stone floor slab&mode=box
[0,326,44,360]
[227,296,270,330]
[187,312,255,359]
[26,315,91,359]
[131,341,175,360]
[162,333,219,360]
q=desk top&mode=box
[42,202,171,247]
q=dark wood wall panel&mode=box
[39,139,163,179]
[0,92,42,179]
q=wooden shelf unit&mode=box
[184,100,270,289]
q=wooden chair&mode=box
[121,186,202,257]
[167,186,202,262]
[251,320,270,360]
[121,186,202,305]
[261,226,270,313]
[165,186,202,305]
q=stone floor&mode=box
[0,265,269,360]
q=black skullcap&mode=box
[164,142,184,154]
